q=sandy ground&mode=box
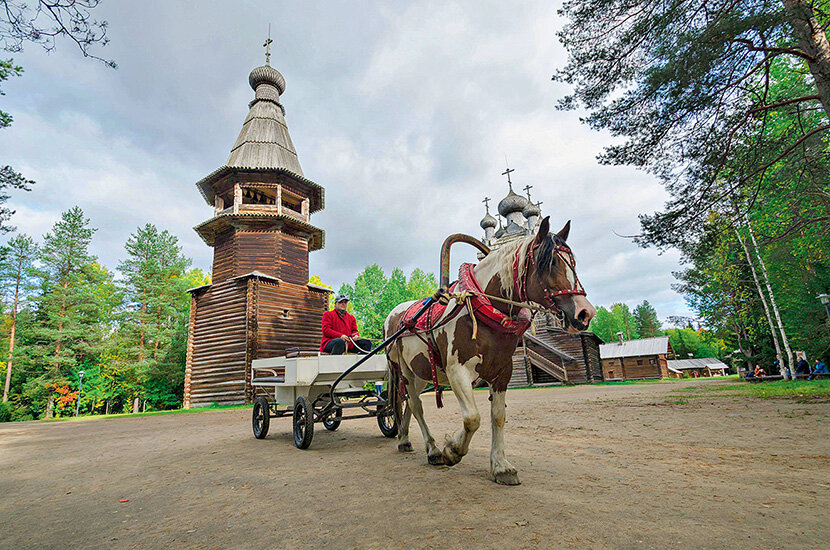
[1,379,829,549]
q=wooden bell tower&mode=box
[183,48,331,407]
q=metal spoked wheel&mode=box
[293,396,314,449]
[252,397,270,439]
[377,390,398,438]
[323,405,342,431]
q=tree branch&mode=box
[733,38,815,62]
[748,95,821,114]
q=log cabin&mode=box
[599,335,674,381]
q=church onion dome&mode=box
[522,200,541,218]
[494,226,506,238]
[249,64,286,94]
[480,212,497,230]
[498,189,528,217]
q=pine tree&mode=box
[117,224,192,410]
[633,301,662,338]
[26,207,116,416]
[0,234,38,402]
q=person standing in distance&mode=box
[320,295,372,354]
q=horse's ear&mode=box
[535,216,550,244]
[556,220,571,242]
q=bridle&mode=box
[513,237,586,314]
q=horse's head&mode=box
[525,217,596,334]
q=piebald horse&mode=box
[383,217,595,485]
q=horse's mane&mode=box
[492,231,567,298]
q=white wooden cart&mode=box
[250,350,397,448]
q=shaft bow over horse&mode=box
[384,216,596,485]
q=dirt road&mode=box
[2,379,828,549]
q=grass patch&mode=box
[42,403,251,423]
[670,378,830,402]
[742,379,830,400]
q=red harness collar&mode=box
[458,263,532,335]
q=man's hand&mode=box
[341,334,349,340]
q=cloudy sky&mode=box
[0,0,692,320]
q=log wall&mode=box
[212,230,236,283]
[186,280,248,406]
[209,229,310,285]
[256,280,328,358]
[601,355,665,380]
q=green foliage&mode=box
[0,59,33,233]
[337,265,438,340]
[665,328,726,360]
[115,224,193,410]
[0,399,10,422]
[633,301,661,338]
[588,302,639,342]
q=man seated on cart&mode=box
[320,294,373,355]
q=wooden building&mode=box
[183,54,331,407]
[512,326,604,387]
[599,336,674,381]
[666,357,728,378]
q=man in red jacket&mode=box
[320,295,372,354]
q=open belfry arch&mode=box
[184,45,331,407]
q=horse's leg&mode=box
[441,364,480,466]
[489,387,520,485]
[403,374,443,463]
[396,399,414,452]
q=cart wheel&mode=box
[252,397,270,439]
[323,406,342,431]
[377,390,398,438]
[293,396,314,449]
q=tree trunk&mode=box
[2,276,20,402]
[133,397,140,414]
[734,227,787,378]
[782,0,830,120]
[745,218,794,374]
[45,398,54,419]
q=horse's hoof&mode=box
[397,442,413,453]
[442,446,462,466]
[427,453,446,466]
[493,469,521,486]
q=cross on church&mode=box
[501,166,515,190]
[264,27,273,65]
[523,184,533,200]
[482,196,491,213]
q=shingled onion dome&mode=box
[248,63,286,110]
[522,200,540,218]
[480,212,497,230]
[480,210,497,242]
[497,188,528,218]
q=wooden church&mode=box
[183,49,331,407]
